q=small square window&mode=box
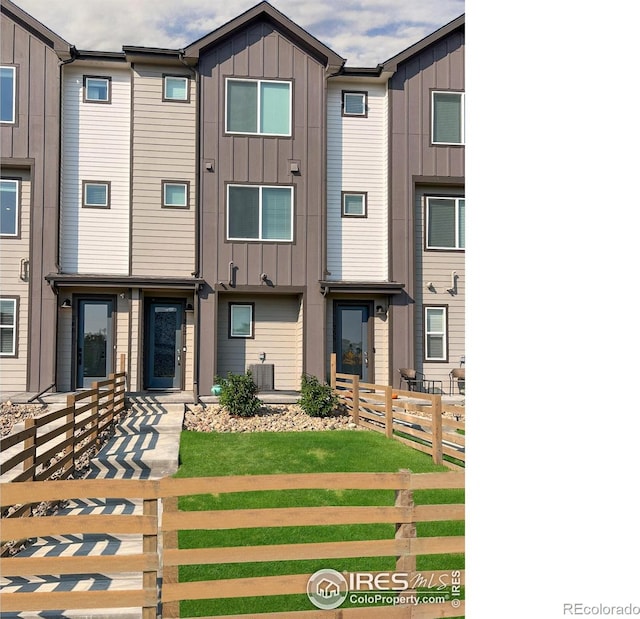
[1,179,19,236]
[229,303,254,338]
[162,181,189,208]
[164,76,189,102]
[1,66,16,124]
[83,181,111,208]
[84,76,111,103]
[432,91,465,145]
[342,192,367,218]
[0,298,17,357]
[342,91,367,117]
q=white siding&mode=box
[217,295,302,391]
[131,66,196,276]
[326,81,388,281]
[60,65,131,274]
[0,175,30,393]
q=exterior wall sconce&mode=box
[20,258,30,282]
[205,161,214,172]
[60,298,72,309]
[185,303,194,312]
[259,352,266,362]
[375,304,387,318]
[447,271,458,295]
[289,160,300,174]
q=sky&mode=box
[14,0,464,67]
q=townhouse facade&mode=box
[0,0,464,399]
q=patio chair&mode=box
[398,368,443,394]
[449,367,465,395]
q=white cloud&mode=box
[14,0,463,66]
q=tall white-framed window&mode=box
[1,179,19,237]
[425,196,465,250]
[164,75,189,102]
[0,298,17,357]
[229,303,254,338]
[84,76,111,103]
[424,305,447,361]
[226,78,291,136]
[0,66,16,124]
[432,91,465,145]
[227,185,293,242]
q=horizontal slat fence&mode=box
[0,472,465,618]
[330,355,465,467]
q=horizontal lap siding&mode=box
[217,295,302,391]
[0,176,30,392]
[60,66,130,275]
[131,67,196,276]
[327,82,388,281]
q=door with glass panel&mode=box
[77,299,115,388]
[145,301,184,390]
[334,303,373,381]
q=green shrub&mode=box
[297,373,339,418]
[217,371,261,417]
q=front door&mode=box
[77,298,115,388]
[334,303,373,381]
[145,301,184,390]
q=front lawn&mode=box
[174,430,464,617]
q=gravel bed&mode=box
[1,401,44,437]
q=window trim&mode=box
[0,65,17,125]
[424,194,465,251]
[82,181,111,209]
[341,191,368,218]
[226,183,294,243]
[0,178,20,238]
[0,297,18,358]
[161,180,190,209]
[229,303,255,339]
[163,74,190,103]
[225,77,292,137]
[431,90,465,146]
[83,75,112,104]
[423,304,448,362]
[342,90,368,117]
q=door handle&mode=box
[364,352,368,367]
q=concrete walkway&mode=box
[0,396,184,619]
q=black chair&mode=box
[449,356,465,395]
[398,368,443,394]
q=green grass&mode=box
[175,430,464,617]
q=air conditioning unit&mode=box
[248,364,274,391]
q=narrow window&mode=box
[84,76,111,103]
[0,179,19,236]
[432,91,464,144]
[227,185,293,242]
[425,306,447,361]
[164,76,189,102]
[426,196,465,249]
[226,79,291,136]
[342,192,367,217]
[342,91,367,117]
[229,303,254,338]
[162,181,189,208]
[83,181,111,208]
[0,298,17,357]
[0,66,16,123]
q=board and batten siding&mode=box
[326,81,388,281]
[131,66,196,276]
[217,295,302,391]
[60,65,131,274]
[0,176,30,392]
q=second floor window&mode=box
[426,196,465,250]
[432,91,465,145]
[227,185,293,242]
[84,76,111,103]
[83,181,111,208]
[164,76,189,102]
[0,66,16,124]
[342,91,367,117]
[1,179,19,236]
[162,181,189,208]
[226,78,291,136]
[0,298,17,357]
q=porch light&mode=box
[375,304,387,317]
[60,298,72,309]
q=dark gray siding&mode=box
[197,20,327,392]
[388,27,465,385]
[0,7,63,391]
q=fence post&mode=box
[90,381,100,449]
[395,469,417,600]
[162,496,180,618]
[65,394,76,478]
[431,395,443,465]
[330,353,336,390]
[385,386,393,439]
[23,417,36,514]
[120,353,126,373]
[143,497,159,619]
[352,375,360,426]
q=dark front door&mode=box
[335,303,373,381]
[77,298,115,388]
[146,301,184,390]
